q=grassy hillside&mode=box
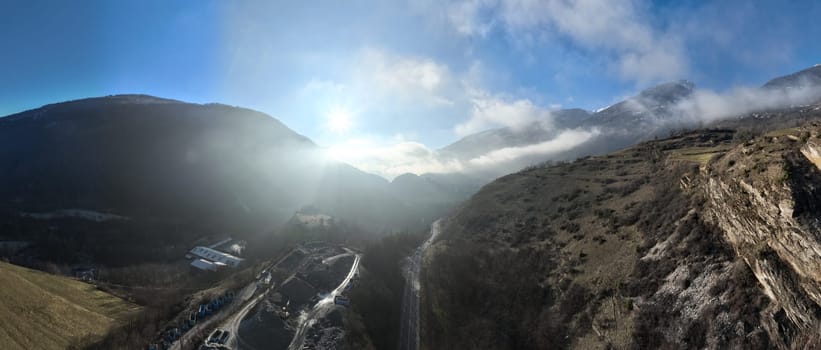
[0,262,138,350]
[420,129,775,349]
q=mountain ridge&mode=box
[435,65,821,179]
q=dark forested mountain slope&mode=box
[0,95,316,229]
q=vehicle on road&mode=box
[198,304,211,318]
[218,330,230,344]
[208,329,223,344]
[164,327,181,342]
[333,295,350,306]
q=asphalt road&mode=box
[222,285,273,350]
[169,282,258,350]
[398,220,441,350]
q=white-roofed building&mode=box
[188,246,243,268]
[191,258,220,271]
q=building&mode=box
[188,246,243,269]
[190,258,226,271]
[72,267,96,281]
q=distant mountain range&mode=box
[439,108,592,161]
[436,65,821,178]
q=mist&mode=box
[672,82,821,125]
[374,76,821,180]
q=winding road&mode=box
[168,282,258,350]
[287,253,361,350]
[398,219,441,350]
[222,284,273,350]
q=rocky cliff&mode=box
[703,128,821,348]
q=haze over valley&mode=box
[3,1,821,349]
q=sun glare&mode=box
[326,107,353,133]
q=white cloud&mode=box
[467,127,599,167]
[330,79,821,181]
[302,49,560,140]
[446,0,496,37]
[418,0,688,84]
[455,89,555,136]
[673,84,821,125]
[327,127,599,180]
[326,137,464,180]
[296,49,456,112]
[358,48,454,106]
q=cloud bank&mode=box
[455,90,557,136]
[328,127,598,180]
[673,84,821,125]
[466,128,599,167]
[358,48,454,106]
[336,73,821,181]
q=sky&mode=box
[2,0,821,178]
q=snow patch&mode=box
[595,104,614,113]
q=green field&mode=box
[0,262,139,350]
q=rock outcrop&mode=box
[704,129,821,348]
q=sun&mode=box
[325,107,353,133]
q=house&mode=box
[71,267,96,281]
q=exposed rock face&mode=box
[703,131,821,348]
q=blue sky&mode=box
[2,0,821,164]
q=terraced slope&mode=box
[0,262,138,350]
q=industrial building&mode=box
[187,246,243,270]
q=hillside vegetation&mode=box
[0,261,138,350]
[421,123,821,349]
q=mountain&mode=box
[433,81,698,179]
[763,65,821,90]
[0,95,318,230]
[435,66,821,180]
[0,95,465,265]
[421,122,821,349]
[439,108,592,161]
[583,79,695,130]
[313,166,482,232]
[390,172,484,204]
